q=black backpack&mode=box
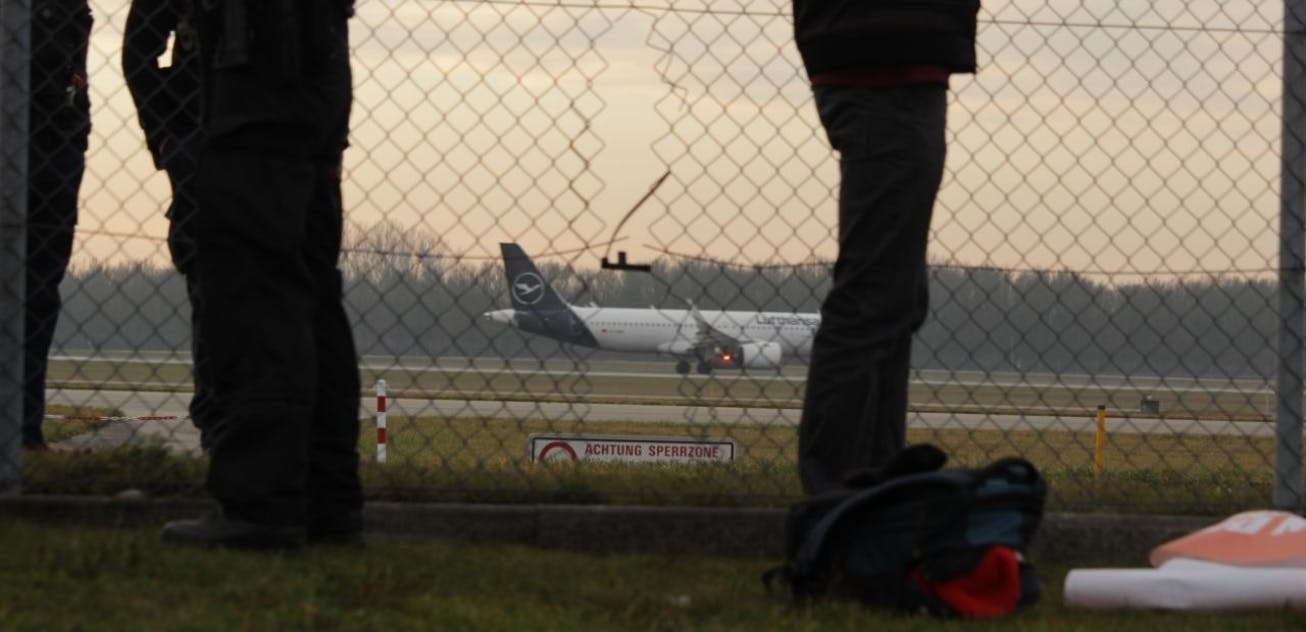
[765,445,1046,617]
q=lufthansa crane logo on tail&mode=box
[511,272,545,305]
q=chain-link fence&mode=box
[2,0,1302,515]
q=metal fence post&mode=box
[0,0,31,495]
[1277,0,1306,511]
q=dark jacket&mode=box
[31,0,91,146]
[123,0,202,169]
[793,0,980,76]
[195,0,353,157]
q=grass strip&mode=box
[0,518,1301,631]
[20,416,1274,514]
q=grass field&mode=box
[1,518,1301,631]
[21,414,1276,514]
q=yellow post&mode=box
[1094,405,1107,477]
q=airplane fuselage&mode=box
[572,306,817,358]
[486,305,818,359]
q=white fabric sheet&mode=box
[1064,558,1306,611]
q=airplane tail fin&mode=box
[501,243,571,312]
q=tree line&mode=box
[52,241,1276,380]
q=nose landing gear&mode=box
[674,359,714,375]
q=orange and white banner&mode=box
[1150,510,1306,568]
[1066,511,1306,611]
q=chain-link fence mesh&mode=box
[1,0,1300,514]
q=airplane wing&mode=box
[689,304,744,348]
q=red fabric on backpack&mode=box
[910,545,1021,618]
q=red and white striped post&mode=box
[375,379,387,464]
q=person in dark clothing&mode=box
[793,0,981,494]
[122,0,217,450]
[160,0,363,550]
[23,0,92,450]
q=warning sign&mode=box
[529,433,737,464]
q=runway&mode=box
[34,352,1284,456]
[49,352,1278,394]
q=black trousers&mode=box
[194,148,361,527]
[23,132,84,448]
[798,85,946,494]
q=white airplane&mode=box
[482,243,820,374]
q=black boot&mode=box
[161,514,305,551]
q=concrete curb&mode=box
[0,495,1212,565]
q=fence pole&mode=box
[1277,0,1306,511]
[0,0,31,495]
[376,379,387,464]
[1094,405,1106,478]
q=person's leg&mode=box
[182,273,219,451]
[798,85,945,494]
[194,148,317,528]
[22,133,84,449]
[866,334,914,468]
[22,224,75,449]
[161,148,316,550]
[304,159,363,542]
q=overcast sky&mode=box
[71,0,1285,281]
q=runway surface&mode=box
[35,352,1284,456]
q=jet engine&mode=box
[709,341,783,369]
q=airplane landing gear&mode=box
[696,361,713,375]
[675,360,690,375]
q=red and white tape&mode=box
[43,414,188,424]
